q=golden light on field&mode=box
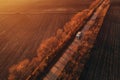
[0,0,40,12]
[0,0,93,15]
[0,0,38,6]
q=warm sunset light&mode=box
[0,0,41,13]
[0,0,91,13]
[0,0,39,5]
[0,0,28,6]
[0,0,119,80]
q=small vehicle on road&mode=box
[76,31,82,40]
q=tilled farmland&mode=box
[0,0,94,79]
[0,13,73,80]
[0,0,117,80]
[80,0,120,80]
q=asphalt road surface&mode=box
[80,0,120,80]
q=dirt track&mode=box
[80,0,120,80]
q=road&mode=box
[80,0,120,80]
[43,38,80,80]
[43,1,107,79]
